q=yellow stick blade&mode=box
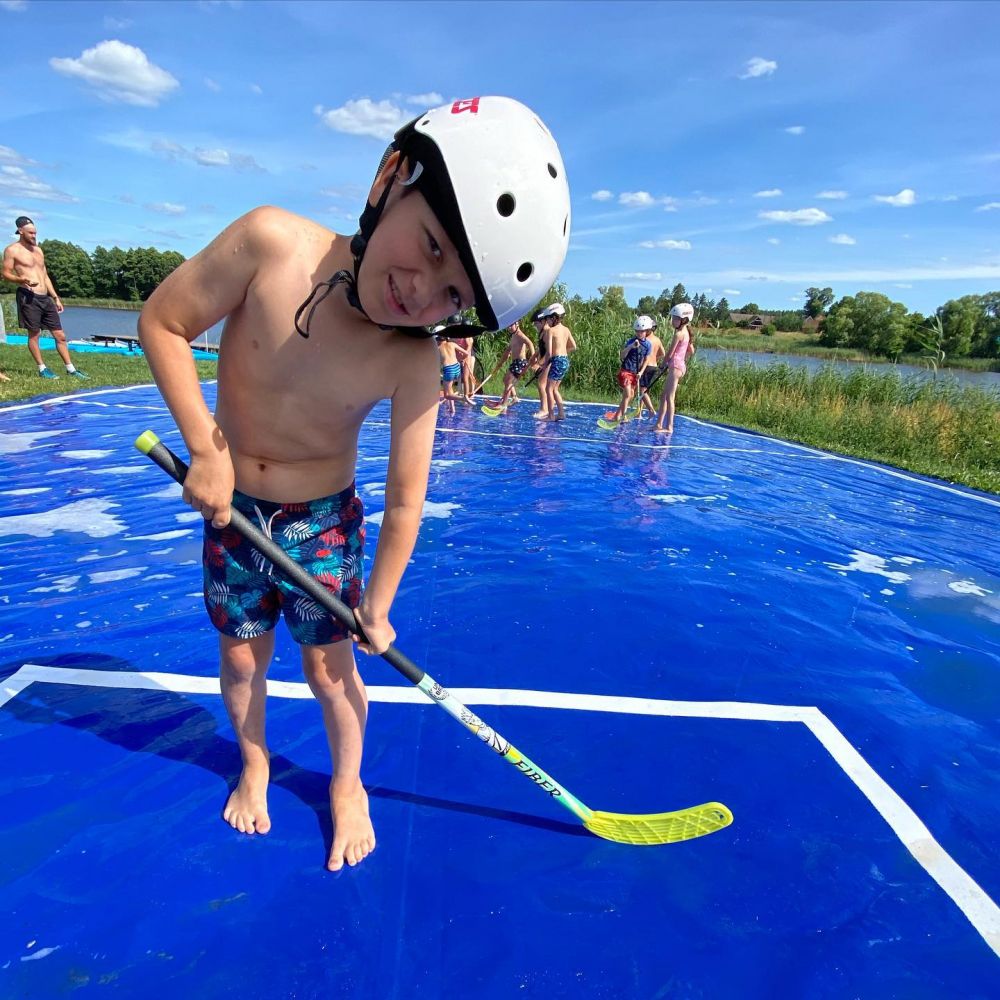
[584,802,733,845]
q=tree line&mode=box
[4,240,996,361]
[0,240,186,302]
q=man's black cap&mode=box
[15,215,33,234]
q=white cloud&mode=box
[315,98,408,140]
[0,0,27,10]
[145,201,186,215]
[767,237,781,245]
[50,40,179,107]
[975,202,1000,212]
[591,189,613,202]
[619,272,664,281]
[874,188,916,207]
[204,77,221,92]
[816,190,848,200]
[754,188,783,198]
[941,195,958,202]
[638,239,692,250]
[405,92,443,106]
[895,283,913,289]
[723,289,742,296]
[193,147,230,166]
[784,126,805,135]
[758,207,832,226]
[829,233,856,245]
[739,57,777,79]
[0,144,35,167]
[619,191,656,207]
[145,137,265,172]
[103,15,132,28]
[0,164,76,203]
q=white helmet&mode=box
[541,302,565,319]
[396,97,570,331]
[670,302,695,321]
[633,314,655,332]
[431,324,448,335]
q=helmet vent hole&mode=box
[497,193,516,217]
[563,216,568,237]
[547,163,558,178]
[516,262,533,283]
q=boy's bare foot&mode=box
[223,762,271,834]
[556,411,566,420]
[327,781,376,871]
[533,410,549,419]
[0,372,10,382]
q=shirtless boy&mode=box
[2,216,88,380]
[636,317,665,417]
[539,302,576,421]
[437,332,469,413]
[528,308,551,418]
[488,320,535,410]
[138,97,570,871]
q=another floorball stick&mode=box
[135,431,733,846]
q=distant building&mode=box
[729,312,774,329]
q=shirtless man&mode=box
[137,97,570,871]
[539,302,577,421]
[2,216,88,380]
[485,320,535,411]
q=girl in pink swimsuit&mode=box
[655,303,696,434]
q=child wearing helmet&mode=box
[655,302,696,434]
[539,303,576,420]
[636,317,665,417]
[435,327,469,415]
[609,315,654,423]
[138,96,570,873]
[527,307,551,418]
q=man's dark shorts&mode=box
[203,485,365,646]
[16,288,61,332]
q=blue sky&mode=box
[1,0,997,315]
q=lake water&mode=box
[28,307,1000,396]
[55,306,224,347]
[697,346,1000,394]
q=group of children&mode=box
[438,300,695,433]
[437,301,577,420]
[609,302,695,433]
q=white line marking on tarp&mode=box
[5,662,999,958]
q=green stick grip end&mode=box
[134,430,161,455]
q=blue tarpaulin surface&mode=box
[1,384,997,997]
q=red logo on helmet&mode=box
[451,98,480,115]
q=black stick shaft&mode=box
[141,438,425,685]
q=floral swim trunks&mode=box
[548,355,570,382]
[203,485,365,645]
[508,358,529,378]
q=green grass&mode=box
[60,298,144,310]
[0,342,216,405]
